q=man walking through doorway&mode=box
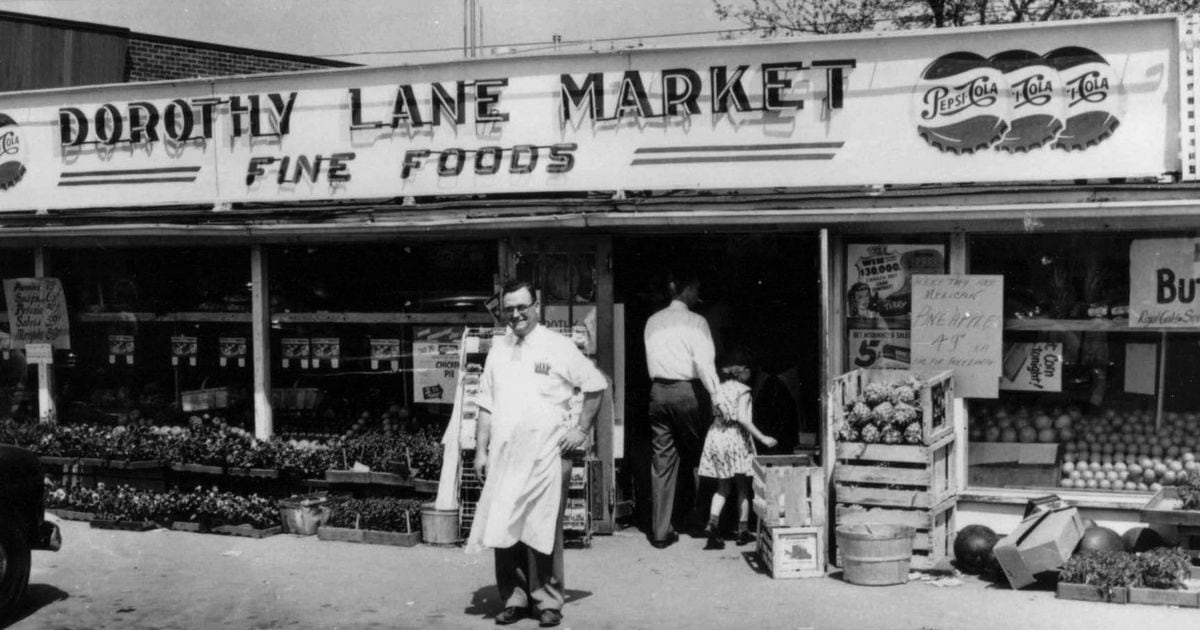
[643,270,727,548]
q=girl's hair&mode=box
[717,346,753,381]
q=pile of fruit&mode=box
[970,403,1200,492]
[835,377,926,444]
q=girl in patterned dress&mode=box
[697,351,778,550]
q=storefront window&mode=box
[967,234,1200,493]
[267,242,496,437]
[0,249,38,422]
[51,247,252,427]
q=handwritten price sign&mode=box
[911,275,1003,398]
[3,278,71,349]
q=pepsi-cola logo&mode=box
[0,113,26,190]
[915,47,1119,155]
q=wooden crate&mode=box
[834,434,958,510]
[751,455,826,528]
[757,524,825,579]
[834,498,956,571]
[829,369,955,446]
[1057,583,1129,604]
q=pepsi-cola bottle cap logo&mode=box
[0,112,27,190]
[915,47,1119,155]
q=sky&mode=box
[2,0,746,65]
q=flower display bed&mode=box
[90,519,158,532]
[316,526,420,547]
[1057,547,1199,607]
[212,524,282,539]
[170,521,211,533]
[48,508,95,522]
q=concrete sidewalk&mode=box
[9,518,1198,630]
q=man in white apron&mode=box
[467,280,607,628]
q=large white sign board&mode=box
[0,17,1179,211]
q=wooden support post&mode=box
[251,246,273,440]
[34,248,56,424]
[594,237,615,534]
[949,232,969,489]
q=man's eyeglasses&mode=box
[503,303,534,316]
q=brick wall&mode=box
[126,36,350,82]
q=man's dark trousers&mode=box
[648,379,709,543]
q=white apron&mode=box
[466,336,569,555]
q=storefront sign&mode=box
[1000,342,1062,392]
[911,275,1004,398]
[0,17,1178,211]
[219,336,247,367]
[1129,237,1200,327]
[171,335,198,366]
[3,278,70,349]
[414,327,459,405]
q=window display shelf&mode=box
[76,311,494,325]
[1004,318,1200,333]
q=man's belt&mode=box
[651,377,695,385]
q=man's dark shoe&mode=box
[703,535,725,550]
[494,607,524,625]
[649,531,679,549]
[539,609,563,628]
[735,530,755,546]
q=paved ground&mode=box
[6,517,1199,630]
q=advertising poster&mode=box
[911,275,1004,398]
[370,338,401,371]
[413,327,459,405]
[1000,342,1063,392]
[3,277,70,349]
[311,337,341,369]
[1129,238,1200,327]
[281,338,311,369]
[845,244,945,368]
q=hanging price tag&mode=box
[282,338,310,369]
[370,338,400,371]
[108,334,135,365]
[219,336,247,368]
[170,335,198,367]
[311,337,340,369]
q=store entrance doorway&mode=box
[613,234,822,535]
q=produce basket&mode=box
[278,492,331,535]
[830,368,954,446]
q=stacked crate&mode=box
[752,454,827,578]
[830,369,958,571]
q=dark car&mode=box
[0,445,61,621]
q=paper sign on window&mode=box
[999,342,1062,392]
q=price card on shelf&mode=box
[911,275,1004,398]
[171,335,199,366]
[219,336,247,367]
[281,338,311,369]
[311,337,340,369]
[24,342,52,364]
[370,338,400,371]
[108,334,135,365]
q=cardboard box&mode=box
[968,442,1060,488]
[993,506,1086,589]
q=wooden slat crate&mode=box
[751,455,826,528]
[834,497,956,571]
[757,524,826,579]
[829,368,955,446]
[834,433,958,510]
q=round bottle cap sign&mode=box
[0,113,26,190]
